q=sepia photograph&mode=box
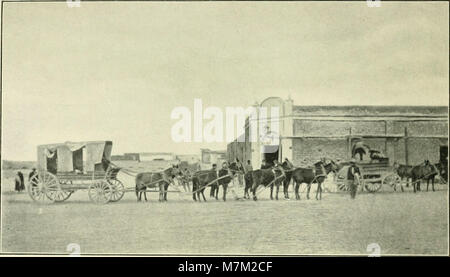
[0,0,448,258]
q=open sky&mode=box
[2,1,448,161]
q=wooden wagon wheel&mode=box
[108,179,125,202]
[88,180,113,204]
[336,181,349,191]
[382,173,402,190]
[364,180,382,193]
[46,189,72,202]
[28,171,60,203]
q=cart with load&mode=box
[28,141,125,204]
[335,158,401,192]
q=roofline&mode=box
[37,140,112,148]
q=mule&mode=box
[135,166,181,202]
[411,160,438,192]
[291,161,338,200]
[435,162,448,184]
[393,162,413,188]
[216,162,244,201]
[250,165,286,201]
[281,161,295,199]
[243,171,253,199]
[192,170,217,202]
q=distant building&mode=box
[124,153,140,161]
[200,149,226,169]
[140,152,175,161]
[176,154,200,164]
[111,153,140,161]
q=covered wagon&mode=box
[28,141,124,204]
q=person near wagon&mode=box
[223,161,242,200]
[28,168,38,183]
[209,164,218,198]
[245,160,253,173]
[15,171,24,192]
[235,158,244,187]
[182,168,192,192]
[347,158,361,199]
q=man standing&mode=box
[347,158,361,199]
[235,158,244,187]
[245,160,253,173]
[182,168,191,192]
[28,168,38,182]
[210,164,218,198]
[224,161,241,200]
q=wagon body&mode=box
[28,141,124,204]
[335,159,400,192]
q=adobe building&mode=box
[200,148,226,169]
[227,97,448,168]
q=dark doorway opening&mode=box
[263,145,279,166]
[47,152,58,174]
[73,148,83,172]
[440,146,448,163]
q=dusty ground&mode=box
[1,169,448,255]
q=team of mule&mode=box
[134,158,445,203]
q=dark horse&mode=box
[243,171,253,199]
[435,161,448,184]
[291,160,338,200]
[411,160,438,192]
[281,161,295,199]
[192,169,217,202]
[250,165,286,201]
[135,166,181,202]
[244,162,293,200]
[216,162,245,201]
[393,162,413,187]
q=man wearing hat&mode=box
[347,158,361,199]
[28,168,38,182]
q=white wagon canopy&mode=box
[37,141,113,174]
[30,140,124,204]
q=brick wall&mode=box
[407,138,441,165]
[393,121,448,136]
[294,120,386,137]
[292,138,347,166]
[292,119,447,165]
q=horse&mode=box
[250,165,286,201]
[243,171,253,199]
[291,160,338,200]
[393,162,413,188]
[192,169,217,202]
[281,161,295,199]
[435,162,448,184]
[178,171,192,192]
[216,162,244,201]
[411,160,438,192]
[135,166,181,202]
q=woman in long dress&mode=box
[14,172,22,192]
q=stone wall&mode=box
[292,119,448,166]
[292,138,347,166]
